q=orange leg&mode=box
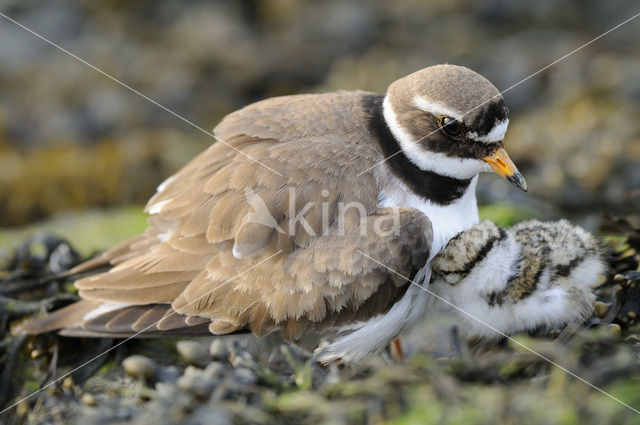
[391,337,404,362]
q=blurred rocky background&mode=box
[0,0,638,231]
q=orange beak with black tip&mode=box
[483,147,527,192]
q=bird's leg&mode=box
[389,337,404,362]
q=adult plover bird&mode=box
[16,65,526,362]
[431,219,605,339]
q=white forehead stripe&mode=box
[413,96,462,120]
[413,94,509,143]
[467,119,509,143]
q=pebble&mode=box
[122,355,157,381]
[232,367,257,386]
[607,324,622,341]
[229,350,255,370]
[594,301,610,319]
[156,365,182,383]
[204,362,227,381]
[16,401,30,419]
[209,339,229,362]
[185,406,232,425]
[81,393,97,407]
[155,382,178,399]
[614,274,626,282]
[177,366,218,398]
[63,377,74,389]
[624,335,640,344]
[177,340,211,368]
[47,386,61,396]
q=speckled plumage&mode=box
[431,220,605,338]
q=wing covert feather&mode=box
[21,92,434,342]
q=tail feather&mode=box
[12,300,224,339]
[12,300,101,335]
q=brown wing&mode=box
[172,207,432,341]
[17,208,432,341]
[16,92,432,340]
[74,92,383,303]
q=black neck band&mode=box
[363,94,471,206]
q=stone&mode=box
[607,324,622,341]
[594,301,610,319]
[122,355,157,381]
[81,393,97,407]
[209,339,229,362]
[177,340,210,368]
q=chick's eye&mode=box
[440,116,464,137]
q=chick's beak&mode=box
[483,147,527,192]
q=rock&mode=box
[204,362,227,381]
[177,340,211,368]
[155,382,182,399]
[122,355,157,381]
[81,393,97,407]
[594,301,610,319]
[624,335,640,344]
[185,406,232,425]
[156,365,182,383]
[607,324,622,341]
[232,367,257,386]
[209,339,229,362]
[176,366,218,398]
[62,377,74,390]
[15,400,30,420]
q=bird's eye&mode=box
[439,116,464,137]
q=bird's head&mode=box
[384,64,527,191]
